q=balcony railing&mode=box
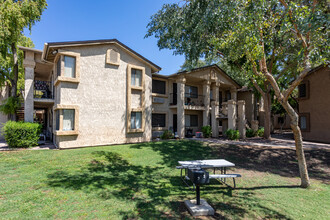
[34,80,53,99]
[170,93,205,106]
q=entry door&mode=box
[173,114,177,132]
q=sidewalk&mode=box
[190,133,330,150]
[0,140,56,151]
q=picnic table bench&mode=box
[176,159,241,188]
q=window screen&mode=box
[299,83,307,98]
[152,79,166,94]
[57,58,61,77]
[152,113,166,127]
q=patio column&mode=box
[203,80,211,126]
[177,77,186,138]
[23,51,35,122]
[230,88,237,102]
[211,82,220,137]
[227,100,236,130]
[237,100,246,138]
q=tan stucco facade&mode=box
[299,66,330,143]
[20,40,160,149]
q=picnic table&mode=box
[177,159,241,188]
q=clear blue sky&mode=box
[23,0,185,75]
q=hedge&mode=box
[2,121,42,148]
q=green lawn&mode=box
[0,140,329,219]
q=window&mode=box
[56,58,61,77]
[298,81,309,99]
[131,112,142,129]
[185,115,198,127]
[152,79,166,94]
[64,56,76,78]
[63,109,75,131]
[53,105,79,135]
[55,110,60,131]
[152,113,166,127]
[106,49,120,65]
[131,69,142,87]
[299,113,310,132]
[185,86,198,98]
[225,90,231,101]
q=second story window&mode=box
[185,86,198,98]
[56,58,61,77]
[298,81,309,99]
[152,79,166,94]
[64,56,76,78]
[131,69,142,87]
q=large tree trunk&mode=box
[283,101,310,188]
[10,43,18,121]
[263,92,271,140]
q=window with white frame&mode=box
[64,56,76,78]
[131,69,142,87]
[131,112,142,129]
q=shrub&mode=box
[225,129,240,140]
[201,125,212,138]
[256,127,264,137]
[160,130,174,140]
[246,129,255,138]
[0,97,20,115]
[2,121,42,148]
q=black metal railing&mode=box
[34,80,53,99]
[170,93,205,106]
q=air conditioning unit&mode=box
[153,97,165,104]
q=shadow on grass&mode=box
[209,143,330,183]
[46,145,291,219]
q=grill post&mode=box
[196,185,200,205]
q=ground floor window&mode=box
[152,113,166,127]
[131,112,142,129]
[54,105,79,135]
[185,115,198,127]
[299,113,310,132]
[63,109,75,131]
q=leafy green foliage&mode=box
[2,121,41,148]
[0,96,19,115]
[202,125,212,138]
[256,127,265,137]
[225,129,240,140]
[160,130,174,140]
[246,129,256,138]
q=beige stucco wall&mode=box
[54,44,153,148]
[237,91,254,125]
[299,67,330,143]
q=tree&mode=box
[0,0,47,120]
[146,0,329,187]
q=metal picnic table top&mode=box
[178,159,235,169]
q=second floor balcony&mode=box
[34,80,53,100]
[170,93,205,109]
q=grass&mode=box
[0,140,329,219]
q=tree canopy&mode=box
[146,0,329,188]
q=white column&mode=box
[237,100,246,138]
[203,81,211,126]
[177,77,186,138]
[231,88,237,102]
[227,100,236,130]
[23,52,35,122]
[211,83,220,137]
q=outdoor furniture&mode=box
[176,159,241,188]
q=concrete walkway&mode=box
[0,140,56,151]
[190,133,330,150]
